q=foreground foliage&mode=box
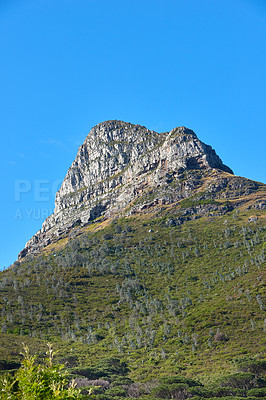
[1,350,266,399]
[0,345,81,399]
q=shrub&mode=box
[256,377,266,388]
[0,360,20,372]
[168,383,190,399]
[234,358,266,376]
[104,386,127,397]
[203,386,247,397]
[151,384,171,399]
[160,376,202,387]
[247,387,266,397]
[71,358,129,382]
[151,382,194,399]
[71,367,97,379]
[214,372,256,390]
[0,344,81,399]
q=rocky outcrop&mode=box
[19,120,235,258]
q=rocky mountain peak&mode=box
[19,121,234,259]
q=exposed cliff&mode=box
[19,120,242,258]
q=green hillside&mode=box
[0,172,265,399]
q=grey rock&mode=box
[18,120,234,259]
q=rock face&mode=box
[19,120,234,258]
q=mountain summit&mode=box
[19,120,262,259]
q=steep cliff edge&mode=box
[20,120,259,259]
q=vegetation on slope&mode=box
[0,187,265,398]
[1,346,266,399]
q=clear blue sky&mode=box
[0,0,265,269]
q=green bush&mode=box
[70,367,97,380]
[151,384,171,399]
[151,382,194,399]
[104,386,127,397]
[72,358,129,381]
[234,358,266,375]
[0,344,81,399]
[111,376,133,386]
[214,372,256,390]
[247,387,266,397]
[87,395,112,400]
[190,397,257,400]
[202,387,247,397]
[161,375,202,387]
[0,360,20,371]
[256,377,266,388]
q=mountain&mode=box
[20,120,246,258]
[1,121,265,393]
